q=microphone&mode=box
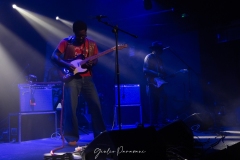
[94,15,107,19]
[163,46,170,50]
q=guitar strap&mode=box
[85,39,95,75]
[63,36,95,59]
[87,39,95,57]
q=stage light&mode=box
[181,13,189,18]
[55,18,73,29]
[12,4,17,9]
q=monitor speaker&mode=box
[183,113,214,131]
[157,120,194,152]
[81,126,166,160]
[203,142,240,160]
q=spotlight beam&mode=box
[13,6,71,47]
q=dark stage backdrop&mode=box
[201,39,240,127]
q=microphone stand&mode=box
[96,17,137,130]
[166,48,200,112]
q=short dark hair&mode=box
[73,20,87,33]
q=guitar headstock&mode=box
[112,44,128,50]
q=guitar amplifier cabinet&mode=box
[115,84,141,105]
[8,112,57,142]
[18,83,59,112]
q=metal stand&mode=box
[96,17,137,130]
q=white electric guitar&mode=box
[60,44,128,82]
[153,69,188,88]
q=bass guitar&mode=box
[152,69,188,88]
[60,44,128,82]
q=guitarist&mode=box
[143,41,168,127]
[51,20,106,146]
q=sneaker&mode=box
[68,141,77,146]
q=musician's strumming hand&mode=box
[85,59,98,67]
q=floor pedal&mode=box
[44,152,82,160]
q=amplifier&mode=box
[18,84,57,112]
[115,84,140,105]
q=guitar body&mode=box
[58,68,74,82]
[150,69,188,88]
[58,55,88,82]
[71,59,87,74]
[58,44,128,82]
[154,77,167,88]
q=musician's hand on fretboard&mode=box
[85,60,94,67]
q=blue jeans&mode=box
[63,76,106,142]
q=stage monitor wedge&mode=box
[81,126,166,160]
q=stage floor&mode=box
[1,124,240,160]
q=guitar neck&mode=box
[80,48,114,65]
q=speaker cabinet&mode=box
[81,126,166,160]
[115,84,140,105]
[157,120,194,151]
[203,142,240,160]
[18,84,53,112]
[183,113,214,131]
[8,112,57,142]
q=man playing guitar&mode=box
[143,41,168,127]
[51,20,106,146]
